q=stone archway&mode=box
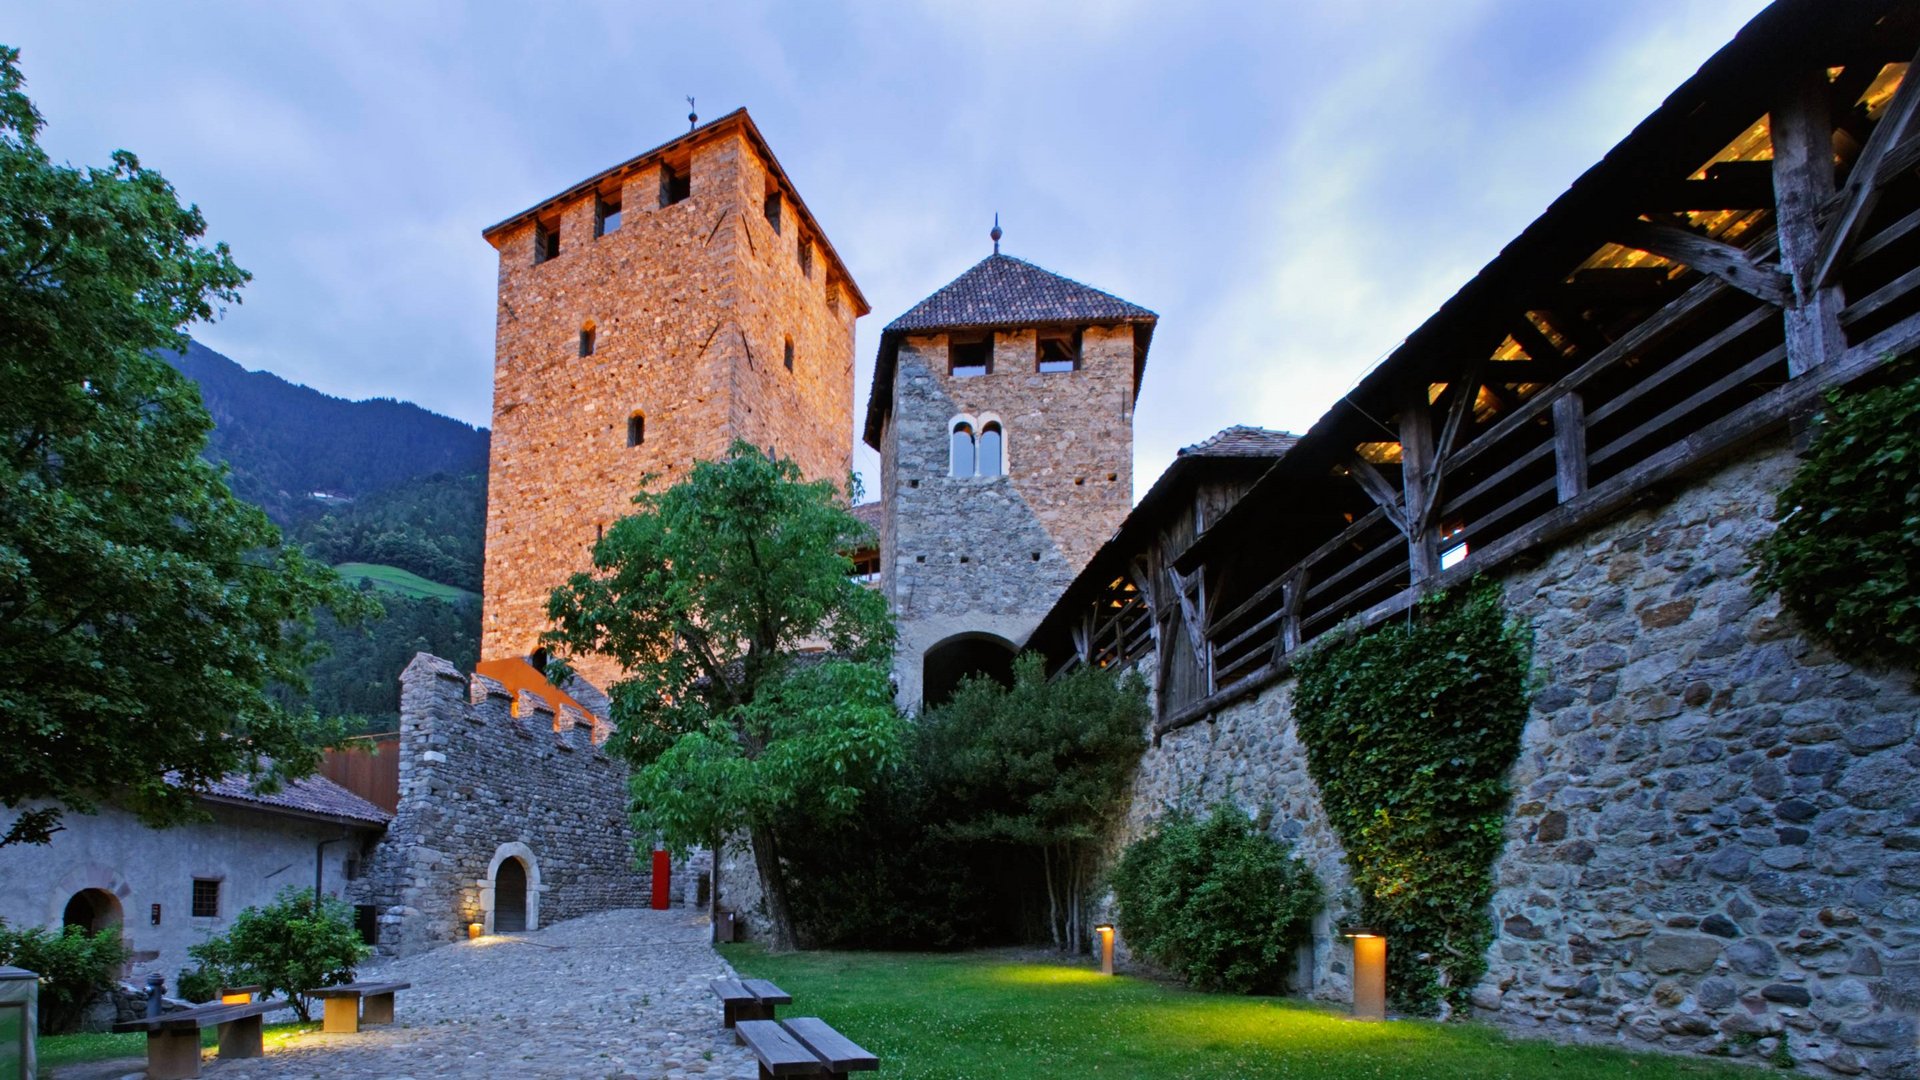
[62,888,123,933]
[49,864,131,931]
[921,632,1018,709]
[477,842,542,934]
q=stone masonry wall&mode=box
[351,653,652,957]
[1119,440,1919,1079]
[880,327,1135,706]
[483,124,857,692]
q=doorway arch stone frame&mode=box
[477,842,543,934]
[48,863,130,929]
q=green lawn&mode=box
[720,946,1780,1080]
[39,1021,317,1070]
[333,562,477,603]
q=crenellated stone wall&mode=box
[1116,439,1919,1079]
[350,653,655,957]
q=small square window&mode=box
[594,194,622,237]
[535,222,560,264]
[950,333,992,377]
[580,328,596,357]
[1037,330,1080,373]
[191,878,220,918]
[660,164,690,207]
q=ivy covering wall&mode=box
[1292,582,1531,1014]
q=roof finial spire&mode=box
[686,96,697,131]
[991,212,1002,255]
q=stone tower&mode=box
[480,109,869,692]
[863,250,1155,708]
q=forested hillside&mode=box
[168,340,490,733]
[164,340,489,526]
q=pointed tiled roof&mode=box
[1178,426,1300,459]
[885,254,1156,334]
[863,253,1157,448]
[190,772,392,827]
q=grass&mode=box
[333,562,477,603]
[38,1021,318,1069]
[720,946,1782,1080]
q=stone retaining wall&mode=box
[1118,440,1919,1078]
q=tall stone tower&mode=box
[864,248,1155,708]
[480,110,869,692]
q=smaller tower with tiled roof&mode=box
[865,248,1156,708]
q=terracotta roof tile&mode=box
[849,501,883,529]
[190,772,392,827]
[885,254,1156,334]
[1178,426,1300,459]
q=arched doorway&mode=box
[62,888,122,934]
[921,633,1018,709]
[494,858,528,932]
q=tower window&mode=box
[784,336,795,372]
[191,878,220,918]
[627,411,645,447]
[1037,330,1080,373]
[661,164,690,207]
[594,194,622,237]
[950,333,992,377]
[579,328,596,357]
[950,421,976,477]
[798,236,813,278]
[534,222,560,264]
[764,190,782,234]
[978,422,1005,476]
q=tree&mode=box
[184,888,369,1021]
[918,654,1147,952]
[0,47,370,846]
[543,442,900,951]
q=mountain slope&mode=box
[164,340,490,526]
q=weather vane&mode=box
[687,97,697,131]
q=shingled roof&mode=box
[863,253,1157,448]
[1178,426,1300,460]
[190,771,392,828]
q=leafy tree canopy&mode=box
[0,46,369,846]
[543,442,899,949]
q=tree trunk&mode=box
[709,827,722,939]
[1041,845,1061,950]
[748,821,798,952]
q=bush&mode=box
[187,888,368,1021]
[175,963,222,1004]
[0,920,131,1034]
[1111,804,1322,993]
[1754,355,1920,668]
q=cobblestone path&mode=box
[206,908,758,1080]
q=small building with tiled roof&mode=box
[865,240,1157,709]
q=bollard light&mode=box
[1093,924,1115,976]
[467,922,483,940]
[219,985,258,1006]
[1343,926,1386,1021]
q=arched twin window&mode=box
[949,416,1006,477]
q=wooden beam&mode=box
[1279,569,1308,656]
[1615,220,1789,305]
[1814,42,1920,288]
[1399,383,1440,583]
[1548,267,1678,310]
[1551,392,1589,502]
[1642,175,1776,213]
[1345,457,1409,535]
[1773,65,1847,374]
[1510,315,1572,363]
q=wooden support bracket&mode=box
[1814,41,1920,289]
[1615,220,1788,305]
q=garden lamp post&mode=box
[1344,927,1386,1020]
[1093,924,1115,976]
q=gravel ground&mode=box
[201,907,758,1080]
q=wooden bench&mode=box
[112,997,291,1080]
[737,1017,878,1079]
[305,979,412,1033]
[712,977,792,1027]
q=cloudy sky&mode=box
[10,0,1768,495]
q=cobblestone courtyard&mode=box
[205,908,757,1080]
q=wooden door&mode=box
[495,858,527,932]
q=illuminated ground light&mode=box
[1343,926,1386,1021]
[1093,924,1115,976]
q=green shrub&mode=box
[1292,580,1531,1014]
[1754,355,1920,668]
[187,888,367,1021]
[1111,804,1322,993]
[0,920,131,1034]
[175,963,222,1004]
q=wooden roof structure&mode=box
[1031,0,1920,734]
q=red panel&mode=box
[651,849,671,910]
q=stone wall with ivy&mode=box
[1112,436,1918,1080]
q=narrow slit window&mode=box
[950,333,992,377]
[783,336,795,372]
[660,164,690,207]
[978,422,1004,476]
[798,235,813,277]
[579,328,595,357]
[1037,330,1080,373]
[627,411,645,447]
[950,421,976,477]
[594,194,622,237]
[763,190,782,233]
